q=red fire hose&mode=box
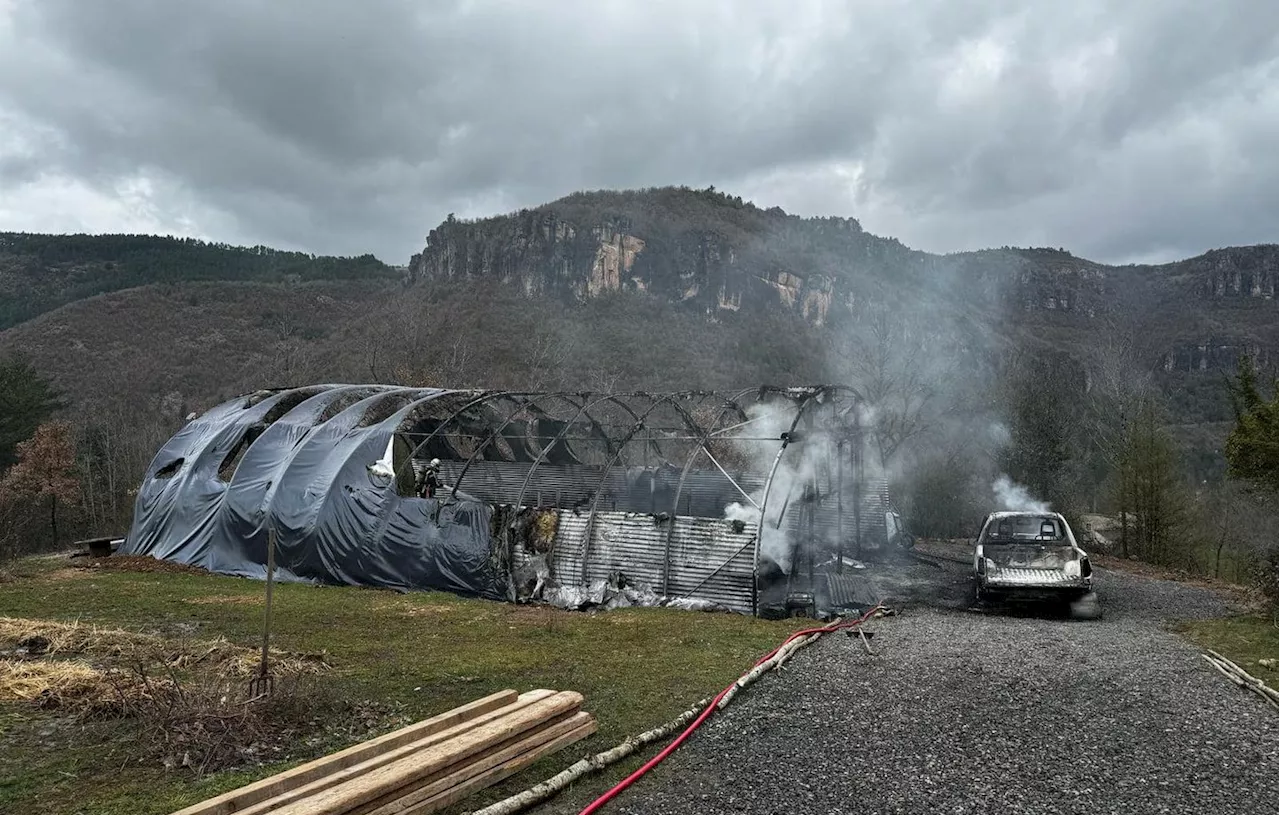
[577,605,884,815]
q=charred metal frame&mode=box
[382,385,867,615]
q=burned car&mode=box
[973,511,1093,605]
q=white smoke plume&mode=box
[991,474,1050,513]
[720,398,846,573]
[723,501,760,525]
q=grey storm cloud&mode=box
[0,0,1275,264]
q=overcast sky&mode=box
[0,0,1275,265]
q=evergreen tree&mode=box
[1224,356,1278,491]
[0,358,63,470]
[1211,357,1279,591]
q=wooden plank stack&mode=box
[170,689,596,815]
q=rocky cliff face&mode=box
[411,195,894,329]
[409,188,1277,376]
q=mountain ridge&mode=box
[1,186,1275,435]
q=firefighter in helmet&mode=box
[418,458,442,499]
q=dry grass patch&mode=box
[1,659,107,705]
[0,616,330,678]
[42,568,96,581]
[0,616,352,776]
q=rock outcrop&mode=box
[409,187,1277,376]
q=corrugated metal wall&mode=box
[421,459,892,614]
[542,510,757,614]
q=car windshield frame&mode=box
[980,514,1068,544]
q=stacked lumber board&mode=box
[170,689,595,815]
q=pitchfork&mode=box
[249,525,277,699]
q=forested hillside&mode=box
[0,232,399,330]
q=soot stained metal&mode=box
[122,384,910,616]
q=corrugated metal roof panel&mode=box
[547,509,589,583]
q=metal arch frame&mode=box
[448,394,540,493]
[659,388,757,596]
[449,391,616,497]
[452,390,699,499]
[581,396,660,468]
[748,386,864,615]
[508,393,635,513]
[391,390,670,500]
[575,392,719,585]
[393,390,531,483]
[518,393,642,476]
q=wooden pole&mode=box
[254,524,278,694]
[1203,650,1279,707]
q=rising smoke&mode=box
[819,254,1044,537]
[720,402,798,571]
[990,474,1050,514]
[720,398,864,573]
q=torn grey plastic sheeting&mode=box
[121,385,507,599]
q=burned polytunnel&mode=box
[122,384,912,616]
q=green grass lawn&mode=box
[1175,613,1280,691]
[0,556,812,815]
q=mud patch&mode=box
[43,568,96,581]
[73,555,211,576]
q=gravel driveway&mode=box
[610,562,1278,815]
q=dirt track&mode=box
[606,558,1277,815]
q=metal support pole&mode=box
[836,439,845,574]
[701,446,761,510]
[852,438,863,559]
